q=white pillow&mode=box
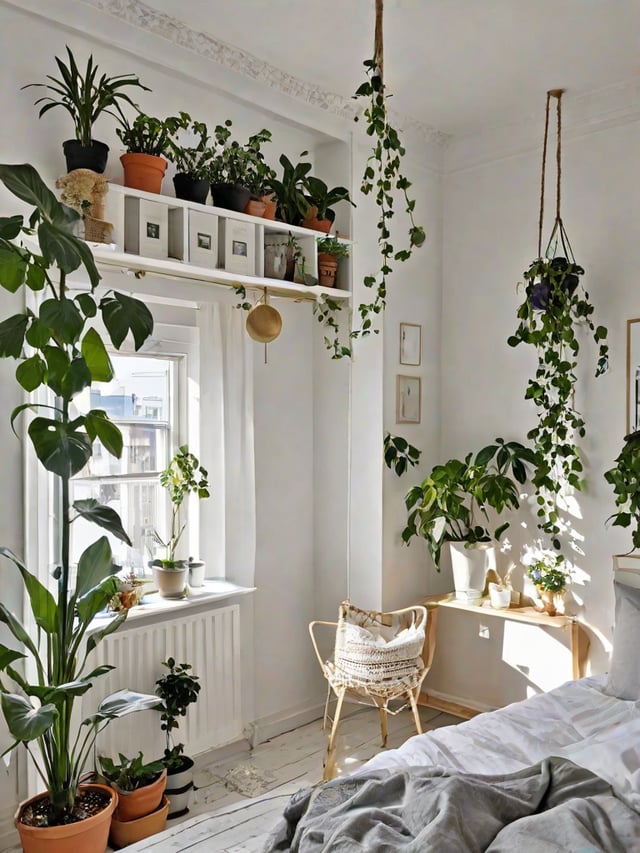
[605,580,640,701]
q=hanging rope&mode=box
[537,89,565,259]
[374,0,384,78]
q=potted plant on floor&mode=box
[99,751,169,846]
[150,445,210,597]
[117,113,172,193]
[316,236,350,288]
[155,658,201,818]
[23,45,149,173]
[402,438,535,599]
[165,112,213,205]
[0,163,159,852]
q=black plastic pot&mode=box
[173,173,210,205]
[211,182,251,212]
[62,139,109,174]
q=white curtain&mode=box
[197,302,255,587]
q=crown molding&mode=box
[83,0,449,151]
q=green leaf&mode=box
[86,614,127,656]
[84,410,122,458]
[76,575,119,624]
[28,416,92,477]
[0,247,27,293]
[75,536,117,599]
[39,298,84,344]
[73,499,132,545]
[0,547,57,634]
[1,693,57,742]
[61,356,92,398]
[81,328,113,382]
[42,345,70,395]
[0,215,23,240]
[25,318,50,348]
[0,164,67,224]
[0,313,28,358]
[83,690,162,727]
[100,292,154,351]
[0,644,25,671]
[15,355,45,392]
[76,293,97,318]
[26,263,46,292]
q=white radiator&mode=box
[82,604,243,762]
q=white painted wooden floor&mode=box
[124,703,462,852]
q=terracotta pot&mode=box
[15,784,117,853]
[317,253,338,288]
[244,198,267,217]
[63,140,109,174]
[109,795,169,848]
[152,564,188,599]
[120,153,167,194]
[111,769,166,823]
[261,196,277,220]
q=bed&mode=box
[129,572,640,852]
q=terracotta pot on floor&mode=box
[109,795,169,848]
[111,769,167,822]
[15,784,117,853]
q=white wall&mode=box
[427,113,640,706]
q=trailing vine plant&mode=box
[327,0,424,360]
[507,90,608,550]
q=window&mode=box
[69,353,182,571]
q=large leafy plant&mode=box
[24,46,149,146]
[0,163,158,824]
[116,113,172,157]
[604,430,640,552]
[165,112,214,180]
[207,120,272,187]
[402,439,535,567]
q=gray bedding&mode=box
[263,757,640,852]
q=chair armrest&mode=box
[309,620,338,671]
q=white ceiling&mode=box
[142,0,640,137]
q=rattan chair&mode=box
[309,600,437,780]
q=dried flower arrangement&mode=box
[55,167,112,242]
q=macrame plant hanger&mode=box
[537,89,575,264]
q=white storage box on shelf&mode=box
[95,183,353,306]
[124,196,169,259]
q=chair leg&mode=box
[379,705,388,748]
[323,687,345,781]
[322,681,332,731]
[408,689,422,736]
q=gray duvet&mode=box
[263,757,640,852]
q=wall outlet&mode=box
[479,625,490,639]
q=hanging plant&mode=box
[507,90,608,550]
[317,0,425,360]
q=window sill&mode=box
[88,579,255,634]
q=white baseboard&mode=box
[247,700,327,748]
[425,687,496,715]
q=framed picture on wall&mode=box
[399,322,422,366]
[627,318,640,433]
[396,375,421,424]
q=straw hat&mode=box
[245,291,282,343]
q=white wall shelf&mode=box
[97,182,353,304]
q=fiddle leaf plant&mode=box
[508,236,609,550]
[0,163,159,826]
[402,438,535,568]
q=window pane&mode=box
[79,423,168,478]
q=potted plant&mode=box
[98,751,166,822]
[207,120,272,213]
[604,430,640,551]
[23,45,149,173]
[155,658,201,818]
[165,112,213,205]
[316,236,350,288]
[116,113,172,193]
[150,445,210,597]
[300,174,354,233]
[0,163,159,852]
[521,543,572,616]
[244,154,278,219]
[269,152,313,225]
[402,438,535,598]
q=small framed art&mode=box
[396,374,421,424]
[399,322,422,366]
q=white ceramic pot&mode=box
[449,542,496,600]
[152,564,188,599]
[166,757,195,818]
[188,561,206,588]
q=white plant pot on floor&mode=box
[449,542,496,601]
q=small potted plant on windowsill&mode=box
[24,45,149,173]
[316,236,350,288]
[117,112,172,193]
[402,438,535,599]
[150,445,210,597]
[155,658,201,818]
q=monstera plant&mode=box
[0,164,159,849]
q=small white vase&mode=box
[488,582,511,609]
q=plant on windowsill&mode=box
[165,111,214,205]
[23,45,149,173]
[0,163,159,851]
[507,90,608,552]
[117,112,172,194]
[604,429,640,553]
[155,658,201,817]
[150,445,210,598]
[402,438,535,598]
